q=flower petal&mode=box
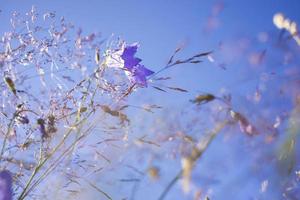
[121,44,142,70]
[131,65,154,87]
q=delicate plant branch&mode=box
[84,178,112,200]
[158,120,229,200]
[0,109,38,162]
[17,110,95,200]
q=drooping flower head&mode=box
[105,42,154,87]
[121,43,142,70]
[0,170,12,200]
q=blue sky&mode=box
[1,0,299,99]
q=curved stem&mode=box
[157,120,229,200]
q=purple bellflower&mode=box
[129,64,155,87]
[0,170,12,200]
[121,44,142,70]
[121,43,154,86]
[106,42,154,87]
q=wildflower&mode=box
[121,43,142,70]
[105,42,154,87]
[128,64,154,87]
[0,170,13,200]
[104,48,124,68]
[121,43,154,86]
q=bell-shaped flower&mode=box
[105,42,154,87]
[127,64,154,87]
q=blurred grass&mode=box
[277,97,300,175]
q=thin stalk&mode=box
[1,109,38,161]
[85,178,112,200]
[157,120,229,200]
[17,114,91,200]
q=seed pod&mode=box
[47,115,57,134]
[79,107,87,113]
[4,76,17,95]
[95,49,100,64]
[37,118,48,139]
[230,110,257,135]
[191,94,215,105]
[148,166,159,180]
[17,115,30,124]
